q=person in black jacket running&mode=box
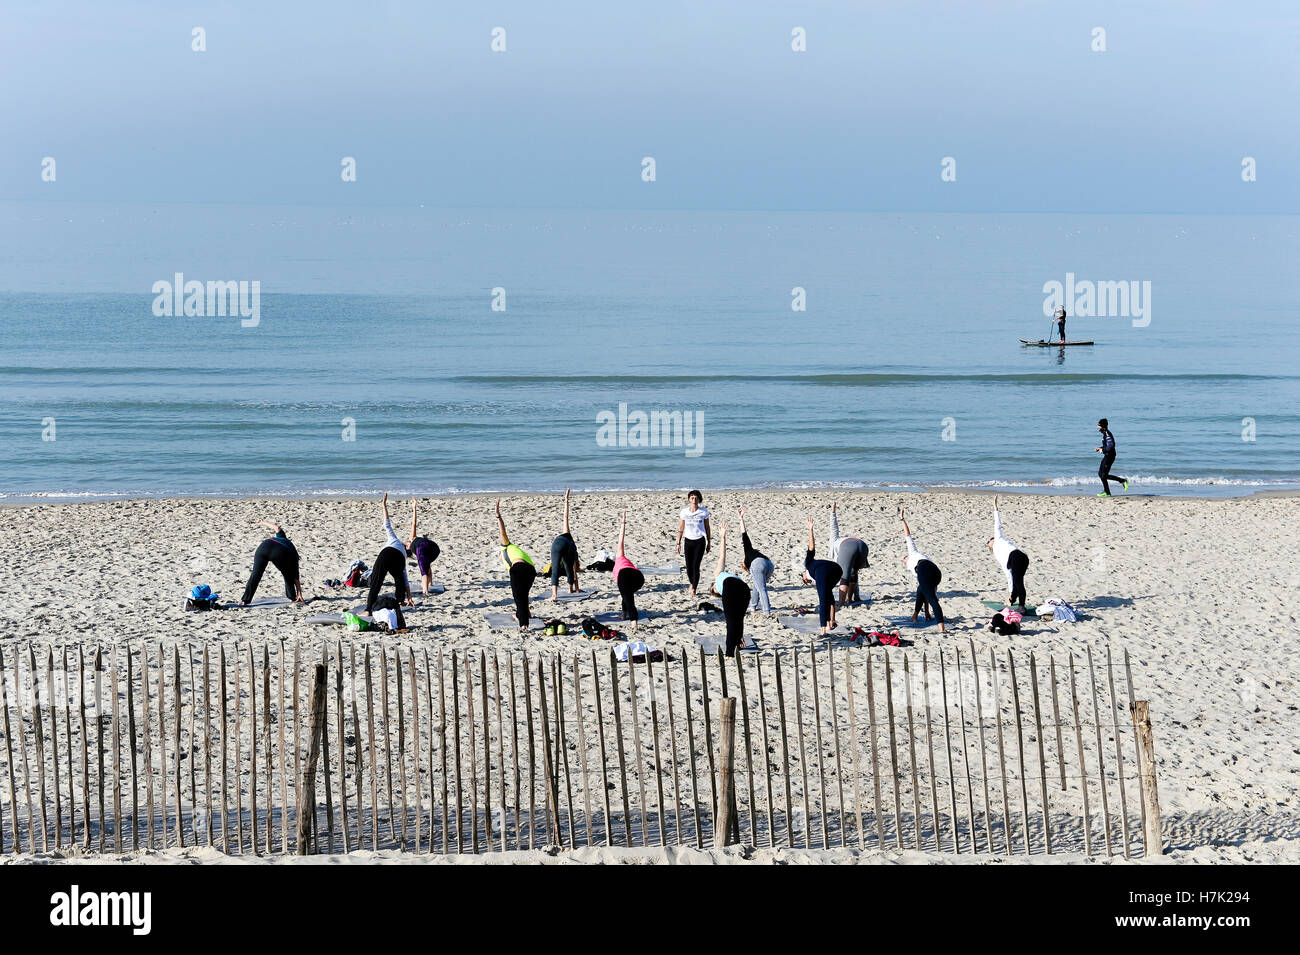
[240,520,304,605]
[1094,418,1130,497]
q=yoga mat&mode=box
[554,588,599,602]
[482,612,543,631]
[595,609,652,625]
[306,613,348,626]
[227,595,292,609]
[981,599,1037,615]
[641,565,681,576]
[777,615,827,635]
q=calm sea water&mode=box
[2,203,1297,499]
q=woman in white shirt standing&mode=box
[899,506,945,632]
[675,489,712,597]
[987,495,1030,610]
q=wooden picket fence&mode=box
[0,640,1159,857]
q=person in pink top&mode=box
[613,511,645,628]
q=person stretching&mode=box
[1094,418,1129,497]
[613,511,645,629]
[407,496,441,597]
[736,506,774,615]
[240,520,304,605]
[496,499,537,629]
[900,506,945,632]
[987,495,1030,610]
[676,490,711,597]
[549,487,583,600]
[709,521,752,656]
[366,493,414,614]
[829,502,870,607]
[801,517,843,635]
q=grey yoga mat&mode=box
[777,615,829,635]
[482,611,544,631]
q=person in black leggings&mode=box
[801,517,843,635]
[1094,418,1129,497]
[240,520,304,604]
[676,490,711,597]
[496,499,537,628]
[366,493,413,614]
[708,522,752,656]
[549,488,582,600]
[613,511,645,628]
[900,507,945,631]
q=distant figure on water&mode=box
[549,488,582,600]
[1055,305,1067,343]
[735,506,774,615]
[676,490,711,597]
[801,516,843,635]
[366,493,413,614]
[407,496,441,597]
[496,499,536,629]
[987,495,1029,610]
[240,519,304,605]
[899,506,945,632]
[708,521,752,656]
[613,511,644,628]
[1094,418,1130,497]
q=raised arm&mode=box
[410,496,419,544]
[806,516,816,553]
[899,506,912,541]
[993,495,1003,539]
[736,506,748,536]
[617,511,627,558]
[713,522,728,578]
[381,491,390,526]
[829,501,840,541]
[495,499,510,546]
[257,519,283,535]
[563,487,572,536]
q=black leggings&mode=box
[550,534,578,588]
[913,559,944,625]
[806,555,842,627]
[242,540,299,604]
[509,560,537,626]
[1099,452,1125,494]
[683,536,706,591]
[616,567,645,621]
[366,546,408,614]
[721,576,751,657]
[1007,549,1029,608]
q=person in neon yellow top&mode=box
[496,499,536,628]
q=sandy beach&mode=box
[2,489,1298,864]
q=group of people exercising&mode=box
[237,486,1039,657]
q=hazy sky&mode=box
[2,0,1296,212]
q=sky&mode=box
[1,0,1297,212]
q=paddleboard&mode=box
[1020,340,1094,346]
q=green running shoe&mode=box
[1097,492,1111,497]
[1123,480,1129,491]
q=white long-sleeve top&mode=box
[991,509,1016,587]
[904,535,929,572]
[383,518,407,557]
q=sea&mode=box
[2,202,1297,500]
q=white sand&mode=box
[2,490,1297,864]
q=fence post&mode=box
[297,664,327,855]
[1129,701,1163,857]
[717,698,737,847]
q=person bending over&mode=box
[801,517,843,635]
[496,499,536,629]
[549,487,583,600]
[613,511,645,629]
[407,496,441,597]
[708,521,752,657]
[240,519,304,605]
[829,501,869,607]
[987,495,1029,610]
[900,506,945,633]
[736,506,774,615]
[366,493,414,614]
